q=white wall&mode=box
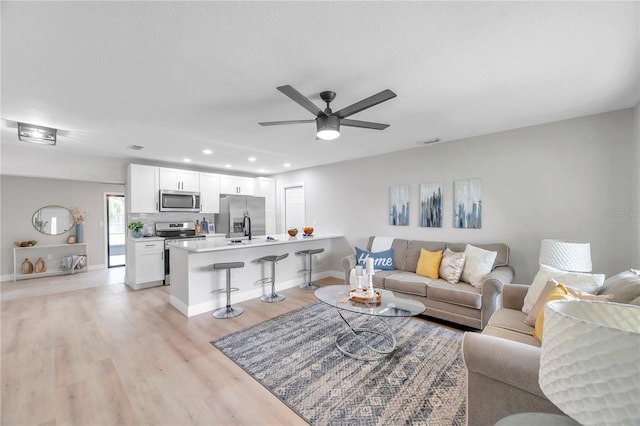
[274,108,637,283]
[633,102,640,263]
[0,175,125,277]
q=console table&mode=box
[13,243,88,281]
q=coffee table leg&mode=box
[334,308,397,361]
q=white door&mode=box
[283,184,305,232]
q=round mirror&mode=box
[32,205,75,235]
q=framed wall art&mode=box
[454,178,482,229]
[389,184,410,226]
[419,182,442,227]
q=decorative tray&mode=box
[348,289,382,305]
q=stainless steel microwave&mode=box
[159,190,201,212]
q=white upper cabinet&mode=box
[200,172,220,214]
[219,174,254,195]
[127,164,159,213]
[159,167,200,192]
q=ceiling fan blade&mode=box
[341,119,390,130]
[258,119,316,126]
[333,89,397,119]
[277,85,326,117]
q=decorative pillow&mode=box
[461,244,498,288]
[533,284,576,341]
[522,264,605,314]
[524,278,613,326]
[597,269,640,303]
[355,247,395,270]
[416,248,443,280]
[439,248,465,284]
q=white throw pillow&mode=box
[521,264,606,314]
[461,244,498,288]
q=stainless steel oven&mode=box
[155,222,206,284]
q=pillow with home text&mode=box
[355,247,395,270]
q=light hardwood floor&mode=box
[1,268,463,425]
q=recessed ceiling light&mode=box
[203,149,213,155]
[284,163,291,167]
[416,138,442,146]
[248,157,257,162]
[259,169,265,173]
[225,164,232,168]
[183,158,191,162]
[18,122,57,145]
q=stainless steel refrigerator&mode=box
[215,195,266,238]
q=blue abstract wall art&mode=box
[419,182,442,227]
[389,184,410,226]
[454,178,482,229]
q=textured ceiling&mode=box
[1,1,638,175]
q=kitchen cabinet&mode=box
[125,238,165,290]
[127,164,159,213]
[159,167,200,192]
[254,177,276,234]
[200,172,220,213]
[13,243,88,281]
[219,174,254,195]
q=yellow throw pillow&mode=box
[533,284,576,341]
[416,248,443,280]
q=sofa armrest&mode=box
[502,284,530,310]
[462,332,562,425]
[342,254,357,285]
[479,266,514,329]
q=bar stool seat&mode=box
[212,261,244,319]
[295,248,325,290]
[257,253,289,303]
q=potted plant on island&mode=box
[128,221,144,238]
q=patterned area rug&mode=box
[212,301,466,425]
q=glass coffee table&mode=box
[315,285,426,360]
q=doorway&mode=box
[106,194,125,267]
[282,184,305,232]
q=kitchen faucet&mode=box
[243,212,252,240]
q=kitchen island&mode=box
[169,233,346,317]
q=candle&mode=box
[366,257,374,275]
[355,265,363,277]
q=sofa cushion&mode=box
[522,264,605,314]
[427,279,482,309]
[447,242,509,268]
[487,308,532,334]
[355,247,395,270]
[383,271,430,296]
[416,248,443,280]
[405,240,447,272]
[461,244,498,288]
[372,270,396,288]
[597,269,640,303]
[482,324,542,347]
[439,248,466,284]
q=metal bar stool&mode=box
[212,261,244,319]
[257,253,289,303]
[295,248,324,290]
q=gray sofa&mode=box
[341,237,514,330]
[462,269,640,426]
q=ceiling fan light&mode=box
[316,115,340,140]
[18,122,57,145]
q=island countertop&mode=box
[168,233,348,317]
[169,233,343,253]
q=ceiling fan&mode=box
[259,85,397,140]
